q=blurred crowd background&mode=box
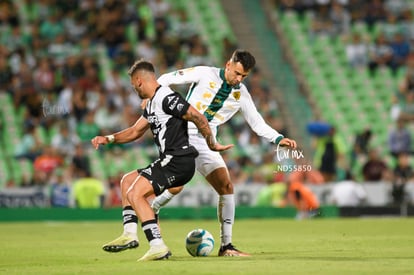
[0,0,413,209]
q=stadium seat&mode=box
[279,10,300,32]
[125,23,138,45]
[0,155,11,188]
[277,7,395,155]
[11,159,33,185]
[128,146,151,168]
[89,149,108,180]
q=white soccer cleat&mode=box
[137,244,171,261]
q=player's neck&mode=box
[148,83,162,99]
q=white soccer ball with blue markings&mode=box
[185,229,215,257]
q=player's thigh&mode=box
[127,174,154,200]
[120,170,140,191]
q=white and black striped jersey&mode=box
[158,66,284,144]
[143,85,195,155]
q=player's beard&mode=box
[133,86,145,99]
[230,80,240,87]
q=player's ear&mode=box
[137,77,143,87]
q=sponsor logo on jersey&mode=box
[203,92,212,99]
[147,114,160,125]
[141,167,152,176]
[196,101,206,111]
[167,95,175,103]
[233,91,241,100]
[175,68,195,76]
[205,108,216,116]
[209,82,216,89]
[168,96,179,110]
[147,112,161,135]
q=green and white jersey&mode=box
[158,66,283,144]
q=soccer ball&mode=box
[185,229,215,257]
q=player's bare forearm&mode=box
[91,117,149,149]
[111,124,147,143]
[182,106,233,152]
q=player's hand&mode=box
[279,138,297,149]
[91,136,109,150]
[208,142,234,152]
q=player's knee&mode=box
[126,188,136,204]
[126,184,141,203]
[218,181,233,194]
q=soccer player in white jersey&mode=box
[92,60,232,261]
[102,50,297,257]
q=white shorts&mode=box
[189,133,226,177]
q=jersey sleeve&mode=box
[162,91,191,118]
[239,86,284,144]
[157,67,203,86]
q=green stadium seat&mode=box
[2,136,17,157]
[349,69,371,87]
[89,150,108,180]
[299,11,313,32]
[298,57,320,75]
[322,104,346,124]
[125,23,138,45]
[11,159,33,185]
[312,36,334,55]
[0,156,11,188]
[129,147,151,168]
[279,10,300,31]
[282,8,396,157]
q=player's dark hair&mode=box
[128,59,155,76]
[231,50,256,71]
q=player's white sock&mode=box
[123,206,138,237]
[151,190,175,214]
[218,194,235,247]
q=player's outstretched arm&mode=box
[91,116,150,149]
[182,105,233,152]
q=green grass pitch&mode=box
[1,218,414,274]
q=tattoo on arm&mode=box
[185,108,215,147]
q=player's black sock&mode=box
[123,206,138,225]
[142,219,161,243]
